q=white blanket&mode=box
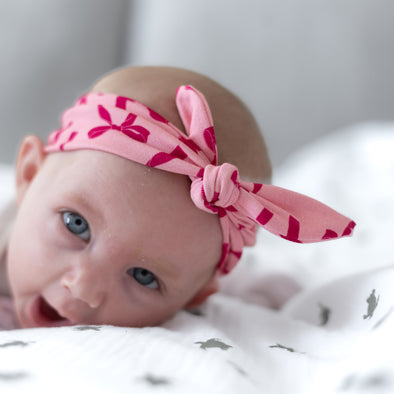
[1,123,394,394]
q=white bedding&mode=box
[1,123,394,394]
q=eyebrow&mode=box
[62,191,104,226]
[146,257,178,286]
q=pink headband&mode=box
[45,86,355,274]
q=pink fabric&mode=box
[45,86,355,274]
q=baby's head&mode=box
[6,66,272,328]
[6,66,354,329]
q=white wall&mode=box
[1,0,394,166]
[126,0,394,165]
[0,0,127,163]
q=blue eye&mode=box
[63,212,90,241]
[128,268,158,289]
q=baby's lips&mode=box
[28,295,75,328]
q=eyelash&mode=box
[127,267,159,290]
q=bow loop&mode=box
[190,163,241,213]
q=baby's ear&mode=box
[15,135,46,204]
[185,273,220,309]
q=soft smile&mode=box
[28,296,75,327]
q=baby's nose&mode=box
[61,263,106,309]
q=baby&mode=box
[0,66,355,329]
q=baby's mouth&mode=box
[39,297,64,322]
[30,296,74,327]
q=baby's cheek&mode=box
[7,229,45,296]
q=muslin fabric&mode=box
[45,86,355,273]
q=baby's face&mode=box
[7,150,222,328]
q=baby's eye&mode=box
[127,268,158,289]
[62,212,90,241]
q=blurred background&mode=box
[1,0,393,167]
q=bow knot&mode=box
[191,163,241,213]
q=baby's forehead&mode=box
[46,149,191,195]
